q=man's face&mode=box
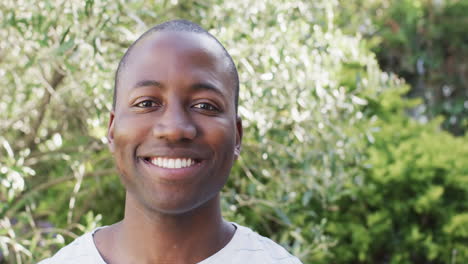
[108,31,242,215]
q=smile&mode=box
[144,157,199,169]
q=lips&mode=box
[138,147,208,169]
[144,157,198,169]
[139,155,205,182]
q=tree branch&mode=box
[2,168,115,219]
[24,70,65,151]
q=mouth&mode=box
[142,157,202,169]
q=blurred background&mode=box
[0,0,467,263]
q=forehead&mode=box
[120,31,232,88]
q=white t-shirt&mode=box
[38,223,303,264]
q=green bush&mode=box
[327,86,468,263]
[337,0,468,135]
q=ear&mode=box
[234,116,243,159]
[107,111,116,153]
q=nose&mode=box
[152,103,197,142]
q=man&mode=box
[40,19,302,264]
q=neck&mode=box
[95,192,234,264]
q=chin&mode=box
[137,189,219,216]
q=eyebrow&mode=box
[133,80,225,98]
[190,82,225,98]
[133,80,163,89]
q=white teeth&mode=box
[149,157,196,169]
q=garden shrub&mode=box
[337,0,468,135]
[327,86,468,263]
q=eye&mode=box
[193,102,219,112]
[135,100,161,108]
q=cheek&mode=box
[201,118,237,160]
[113,115,151,147]
[112,116,150,172]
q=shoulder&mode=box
[202,223,303,264]
[234,224,303,263]
[37,228,106,264]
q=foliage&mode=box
[0,0,131,262]
[326,85,468,263]
[0,0,467,264]
[337,0,468,135]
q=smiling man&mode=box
[40,19,302,264]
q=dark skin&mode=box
[95,31,243,264]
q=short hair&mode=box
[113,19,239,112]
